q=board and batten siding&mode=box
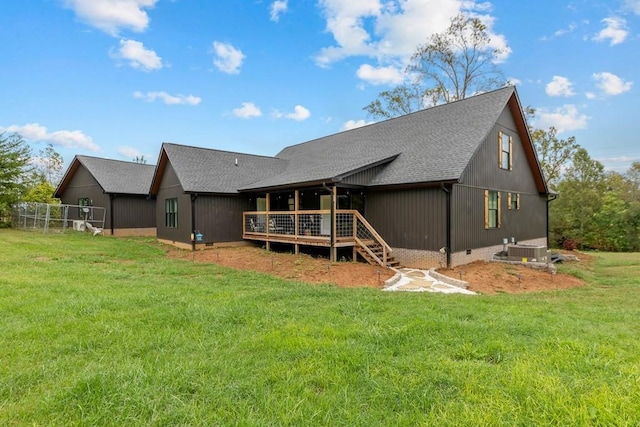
[451,185,547,252]
[112,196,155,229]
[58,165,110,226]
[194,195,249,244]
[156,161,192,244]
[342,164,389,186]
[453,105,547,252]
[365,187,447,251]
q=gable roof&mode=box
[149,143,287,195]
[149,86,547,196]
[54,155,156,197]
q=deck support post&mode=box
[294,190,299,255]
[331,185,337,262]
[265,192,270,251]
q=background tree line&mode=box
[0,132,63,225]
[534,127,640,251]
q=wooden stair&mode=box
[356,241,400,268]
[352,212,399,268]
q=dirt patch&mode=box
[437,257,588,294]
[163,244,588,293]
[166,245,395,288]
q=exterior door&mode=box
[320,195,331,235]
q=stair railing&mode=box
[353,211,393,266]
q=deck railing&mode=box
[242,210,393,265]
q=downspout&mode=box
[547,193,558,249]
[322,182,335,260]
[109,194,115,236]
[191,193,198,251]
[441,183,452,269]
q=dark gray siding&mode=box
[461,107,538,194]
[342,164,388,186]
[112,196,156,229]
[156,162,192,243]
[194,195,249,243]
[451,185,547,251]
[453,105,547,251]
[365,187,447,251]
[58,165,110,227]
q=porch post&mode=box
[331,186,337,262]
[294,190,299,255]
[265,192,270,251]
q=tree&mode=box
[531,127,579,191]
[133,155,147,164]
[0,132,32,218]
[550,148,605,249]
[33,143,64,186]
[364,13,507,119]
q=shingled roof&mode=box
[242,86,520,190]
[150,143,287,195]
[55,155,155,197]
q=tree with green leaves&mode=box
[364,13,507,119]
[550,148,606,249]
[133,155,147,164]
[0,132,32,219]
[531,127,579,191]
[32,143,64,186]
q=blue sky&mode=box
[1,0,638,173]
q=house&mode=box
[150,86,549,268]
[149,143,286,250]
[54,155,156,236]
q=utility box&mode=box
[72,220,85,231]
[507,245,548,263]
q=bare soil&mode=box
[164,244,587,293]
[436,258,587,294]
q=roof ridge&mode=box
[278,86,515,154]
[162,141,281,160]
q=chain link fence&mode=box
[11,202,106,234]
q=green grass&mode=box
[1,229,639,426]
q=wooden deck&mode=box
[242,210,399,267]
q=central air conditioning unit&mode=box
[507,245,548,263]
[72,220,85,231]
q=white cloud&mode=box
[593,17,628,45]
[624,0,640,15]
[535,105,589,133]
[356,64,404,85]
[111,39,162,71]
[507,77,522,86]
[2,123,99,151]
[315,1,510,71]
[212,41,245,74]
[585,92,597,99]
[63,0,157,35]
[232,102,262,119]
[545,76,576,97]
[117,146,142,159]
[133,91,201,105]
[273,105,311,121]
[341,119,375,131]
[270,0,288,22]
[592,72,633,95]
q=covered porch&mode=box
[241,188,397,267]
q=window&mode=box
[508,193,520,210]
[165,198,178,228]
[484,190,501,229]
[78,198,92,219]
[499,131,513,170]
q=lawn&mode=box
[1,229,639,426]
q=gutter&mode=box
[441,183,452,269]
[546,192,558,249]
